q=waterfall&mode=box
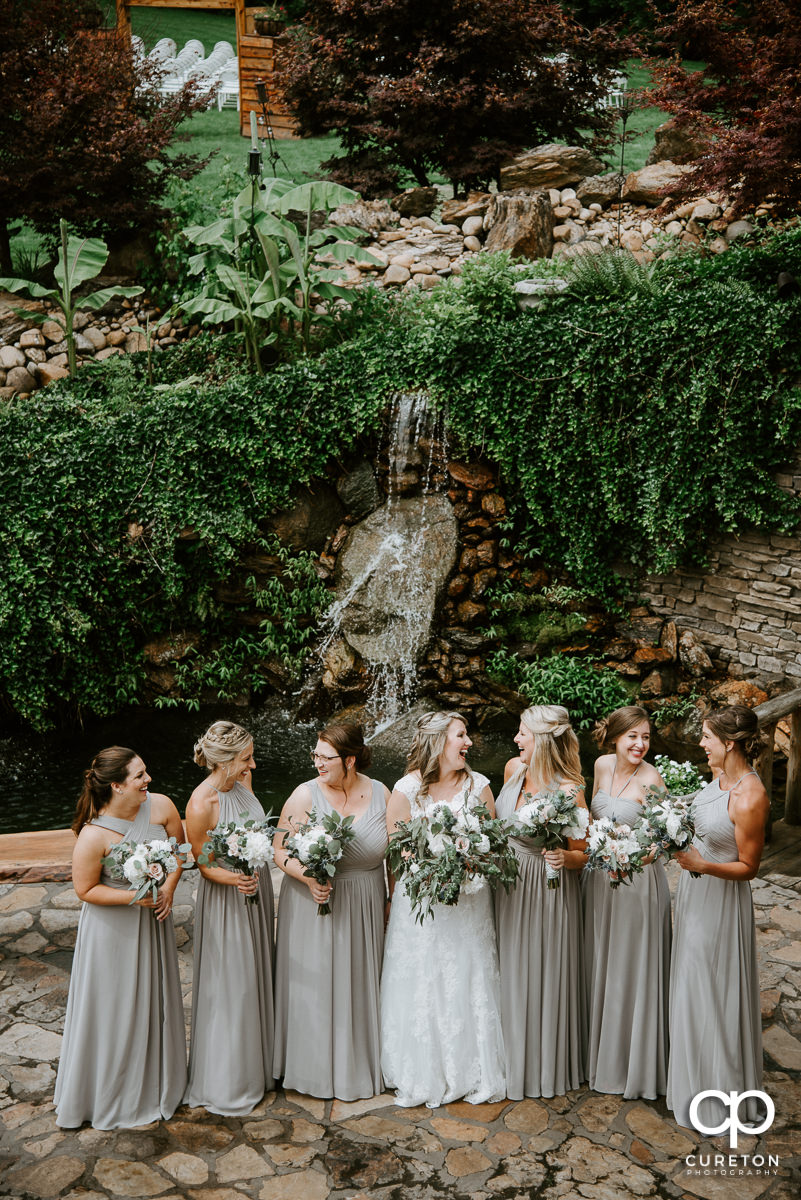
[319,391,455,731]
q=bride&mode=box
[380,710,506,1107]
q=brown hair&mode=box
[317,721,372,772]
[704,705,766,765]
[517,705,584,790]
[73,746,138,836]
[593,705,650,750]
[194,721,252,771]
[406,710,473,804]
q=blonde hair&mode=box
[517,704,584,790]
[407,710,473,803]
[593,705,650,751]
[194,720,252,771]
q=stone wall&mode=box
[640,451,801,686]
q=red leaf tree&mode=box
[648,0,801,215]
[280,0,632,196]
[0,0,212,273]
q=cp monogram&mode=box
[689,1089,775,1148]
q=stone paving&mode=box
[1,864,799,1200]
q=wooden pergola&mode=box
[115,0,297,137]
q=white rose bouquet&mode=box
[584,817,646,890]
[653,755,704,796]
[635,785,700,877]
[513,788,590,889]
[199,817,275,905]
[102,836,190,904]
[282,809,356,915]
[386,799,518,924]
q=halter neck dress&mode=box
[54,795,187,1129]
[494,772,586,1098]
[667,776,763,1129]
[273,777,388,1100]
[184,779,275,1115]
[583,784,671,1098]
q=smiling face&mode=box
[117,756,151,805]
[312,739,345,784]
[613,719,650,768]
[514,722,535,766]
[441,719,472,774]
[700,722,727,771]
[227,742,255,784]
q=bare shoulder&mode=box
[638,762,663,788]
[733,775,770,821]
[503,756,521,783]
[281,782,314,822]
[148,792,176,821]
[186,782,217,818]
[593,753,614,786]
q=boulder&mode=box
[726,219,755,242]
[622,162,693,206]
[391,187,438,218]
[82,326,107,351]
[383,264,411,285]
[576,173,621,208]
[5,365,37,393]
[330,198,398,233]
[709,679,768,709]
[645,118,712,166]
[35,363,70,386]
[690,199,722,222]
[484,191,553,260]
[462,215,485,238]
[678,629,714,677]
[0,345,25,369]
[500,144,604,191]
[336,460,382,520]
[19,328,45,349]
[41,319,64,342]
[267,483,345,551]
[440,193,492,225]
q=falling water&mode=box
[319,391,452,730]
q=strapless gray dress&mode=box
[54,796,187,1129]
[184,780,275,1115]
[273,778,387,1100]
[667,777,763,1129]
[494,773,585,1098]
[583,789,671,1098]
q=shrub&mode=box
[487,649,631,730]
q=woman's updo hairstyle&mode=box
[705,705,766,765]
[73,746,138,835]
[407,710,472,803]
[519,704,584,789]
[317,722,372,771]
[593,705,650,750]
[194,721,252,771]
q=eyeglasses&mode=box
[310,751,340,763]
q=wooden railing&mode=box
[754,686,801,825]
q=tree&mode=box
[280,0,633,196]
[648,0,801,216]
[0,0,211,273]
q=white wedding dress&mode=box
[380,771,506,1107]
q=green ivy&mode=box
[2,228,801,729]
[487,649,631,730]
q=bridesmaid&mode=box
[273,722,390,1100]
[495,705,588,1098]
[583,705,671,1099]
[184,720,275,1115]
[667,705,769,1130]
[54,747,187,1129]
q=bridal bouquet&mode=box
[654,755,704,796]
[635,786,700,877]
[282,809,356,915]
[387,800,518,924]
[102,836,191,904]
[513,788,590,889]
[199,817,275,905]
[584,817,646,890]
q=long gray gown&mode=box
[583,789,671,1099]
[184,780,275,1115]
[667,777,763,1129]
[54,796,187,1129]
[273,778,387,1100]
[495,773,585,1098]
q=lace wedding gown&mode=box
[380,771,506,1107]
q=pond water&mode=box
[0,700,519,835]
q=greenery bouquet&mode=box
[199,817,275,904]
[281,809,356,915]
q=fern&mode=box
[566,247,662,299]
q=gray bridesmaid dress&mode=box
[273,778,387,1100]
[495,773,585,1098]
[54,796,187,1129]
[583,789,671,1099]
[667,777,763,1129]
[184,780,275,1115]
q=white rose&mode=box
[427,830,451,855]
[665,811,683,840]
[147,839,173,855]
[460,873,486,895]
[243,830,273,869]
[123,855,147,883]
[475,834,490,854]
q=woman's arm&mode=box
[185,788,258,897]
[676,779,768,881]
[71,827,161,910]
[543,786,589,872]
[273,784,331,904]
[149,793,184,920]
[503,756,520,784]
[480,783,496,819]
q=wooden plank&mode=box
[758,818,801,877]
[129,0,235,8]
[786,709,801,825]
[754,686,801,726]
